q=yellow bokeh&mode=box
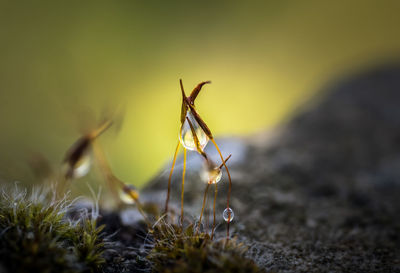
[0,1,399,187]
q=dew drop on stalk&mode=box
[201,167,222,184]
[179,110,208,151]
[223,207,234,222]
[71,154,92,178]
[119,185,139,205]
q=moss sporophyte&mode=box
[165,80,234,240]
[57,79,234,239]
[9,79,263,272]
[59,80,235,239]
[62,118,150,226]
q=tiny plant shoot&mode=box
[61,117,150,226]
[58,119,113,198]
[63,119,113,180]
[165,79,234,239]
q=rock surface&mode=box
[141,64,400,272]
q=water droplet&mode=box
[119,185,139,205]
[179,110,208,151]
[201,167,222,184]
[223,207,234,222]
[71,154,92,178]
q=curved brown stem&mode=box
[90,119,113,139]
[125,187,151,227]
[211,139,232,240]
[92,140,121,202]
[93,140,150,226]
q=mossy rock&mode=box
[0,187,105,273]
[148,222,265,273]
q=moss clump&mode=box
[0,186,104,273]
[148,221,265,273]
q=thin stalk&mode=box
[180,148,187,228]
[211,182,218,240]
[165,141,181,214]
[127,190,151,227]
[211,139,232,240]
[92,140,120,201]
[92,140,151,226]
[197,183,210,234]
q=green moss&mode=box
[148,221,265,273]
[0,186,104,273]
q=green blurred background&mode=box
[0,0,399,188]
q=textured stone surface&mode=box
[141,64,400,272]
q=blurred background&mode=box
[0,0,399,188]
